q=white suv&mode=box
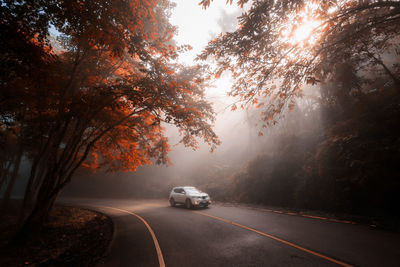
[169,186,211,209]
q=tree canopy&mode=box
[199,0,400,124]
[0,0,219,230]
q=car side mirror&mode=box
[182,191,186,195]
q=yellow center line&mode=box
[194,211,353,267]
[99,206,166,267]
[302,214,328,220]
[273,210,284,214]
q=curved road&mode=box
[62,199,400,267]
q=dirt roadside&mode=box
[0,201,113,267]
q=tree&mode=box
[1,0,220,234]
[199,0,400,124]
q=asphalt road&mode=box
[62,199,400,267]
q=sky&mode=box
[157,1,256,167]
[170,0,241,99]
[170,0,240,64]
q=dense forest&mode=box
[229,86,400,217]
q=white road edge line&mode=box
[99,206,166,267]
[194,211,353,267]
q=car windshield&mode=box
[185,188,201,194]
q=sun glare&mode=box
[292,19,320,44]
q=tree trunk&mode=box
[2,145,23,210]
[13,170,60,243]
[13,191,54,243]
[0,158,13,190]
[18,156,42,225]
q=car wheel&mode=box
[185,199,192,209]
[169,198,176,207]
